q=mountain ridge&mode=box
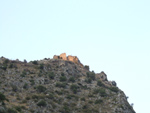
[0,54,135,113]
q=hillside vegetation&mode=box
[0,55,135,113]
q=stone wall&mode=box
[53,53,83,66]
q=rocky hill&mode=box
[0,53,135,113]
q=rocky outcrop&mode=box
[53,53,83,66]
[96,71,108,81]
[96,72,117,87]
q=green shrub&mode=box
[39,64,44,69]
[22,99,27,103]
[84,65,89,70]
[15,106,22,112]
[63,106,70,113]
[66,95,72,99]
[95,99,103,104]
[25,96,30,100]
[81,97,85,101]
[47,93,54,99]
[38,73,42,77]
[61,72,65,76]
[51,102,57,109]
[66,94,77,100]
[69,77,75,82]
[21,106,26,109]
[82,105,88,109]
[12,64,17,69]
[82,109,93,113]
[0,107,6,113]
[97,80,104,87]
[109,87,119,93]
[23,83,28,89]
[60,76,67,82]
[85,78,92,83]
[48,72,55,79]
[82,85,88,89]
[86,72,95,80]
[32,95,39,99]
[32,61,38,65]
[4,59,9,64]
[88,100,93,104]
[29,109,35,113]
[8,64,13,68]
[70,84,79,94]
[30,80,35,85]
[56,97,63,104]
[60,106,70,113]
[0,65,7,70]
[93,88,100,94]
[37,100,47,107]
[55,82,66,88]
[93,88,107,97]
[0,92,7,102]
[70,84,78,89]
[37,85,46,92]
[20,71,26,77]
[88,94,94,97]
[55,90,63,95]
[11,85,17,92]
[99,89,107,97]
[7,108,17,113]
[70,102,76,107]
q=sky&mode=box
[0,0,150,112]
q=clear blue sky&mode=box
[0,0,150,112]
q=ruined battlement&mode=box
[53,53,83,66]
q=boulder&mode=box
[111,81,117,86]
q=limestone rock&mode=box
[96,71,108,81]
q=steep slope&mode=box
[0,54,135,113]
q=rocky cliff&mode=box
[0,55,135,113]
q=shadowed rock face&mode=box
[53,53,83,66]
